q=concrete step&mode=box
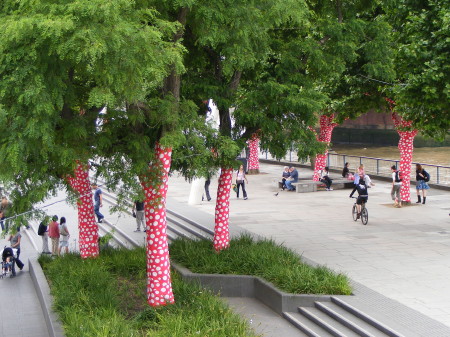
[330,297,406,337]
[297,306,361,336]
[315,301,391,337]
[283,311,335,337]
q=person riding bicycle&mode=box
[349,174,368,219]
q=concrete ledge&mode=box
[260,158,450,191]
[29,258,65,337]
[172,262,335,314]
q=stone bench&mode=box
[291,179,354,193]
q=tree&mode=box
[0,0,180,259]
[305,1,396,179]
[181,0,328,250]
[385,0,449,140]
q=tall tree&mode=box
[306,0,396,179]
[182,0,323,251]
[385,0,449,140]
[0,0,180,258]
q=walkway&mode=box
[14,161,450,336]
[165,162,450,332]
[0,235,48,337]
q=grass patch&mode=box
[39,248,258,337]
[169,234,352,295]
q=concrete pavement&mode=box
[0,235,49,337]
[165,162,450,332]
[8,160,450,336]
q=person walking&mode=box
[92,184,105,223]
[48,215,60,256]
[9,226,24,270]
[415,164,430,204]
[132,200,145,232]
[58,217,70,256]
[236,165,249,200]
[391,165,402,208]
[38,219,51,254]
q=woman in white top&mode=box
[236,165,249,199]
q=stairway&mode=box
[283,296,404,337]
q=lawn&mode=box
[39,248,257,337]
[169,234,352,295]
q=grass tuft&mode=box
[40,248,258,337]
[169,234,352,295]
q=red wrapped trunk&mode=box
[140,143,175,306]
[313,115,338,181]
[247,134,260,174]
[392,111,417,203]
[67,162,99,259]
[213,167,233,251]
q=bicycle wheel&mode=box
[352,204,358,221]
[361,207,368,225]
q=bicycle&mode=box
[351,197,368,225]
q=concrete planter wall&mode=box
[172,262,339,314]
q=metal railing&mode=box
[261,151,450,186]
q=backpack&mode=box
[37,222,46,236]
[423,170,430,182]
[395,170,403,182]
[59,223,68,236]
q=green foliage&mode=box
[170,235,352,295]
[40,248,257,337]
[385,0,449,139]
[0,0,182,221]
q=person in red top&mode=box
[48,215,60,256]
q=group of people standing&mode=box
[390,163,430,207]
[38,215,70,256]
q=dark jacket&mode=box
[289,169,299,183]
[350,181,369,198]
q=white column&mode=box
[188,177,206,205]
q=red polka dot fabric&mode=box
[248,134,260,171]
[67,162,99,259]
[313,115,337,181]
[213,167,233,251]
[392,112,418,203]
[141,144,175,307]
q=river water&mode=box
[331,145,450,167]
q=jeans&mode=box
[236,181,247,198]
[94,203,104,222]
[204,179,211,201]
[321,176,332,189]
[42,232,50,253]
[13,248,24,270]
[285,180,296,190]
[135,210,145,231]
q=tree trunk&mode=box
[312,115,337,181]
[67,162,99,258]
[392,112,418,204]
[140,143,175,307]
[213,167,233,251]
[247,134,260,174]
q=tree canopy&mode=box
[0,0,182,218]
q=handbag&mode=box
[232,184,237,193]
